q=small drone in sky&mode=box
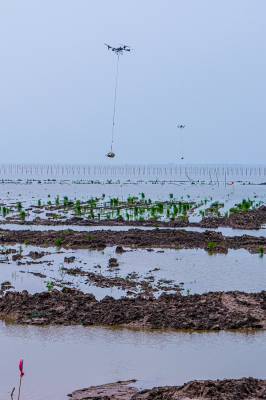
[104,43,131,55]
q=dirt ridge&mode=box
[0,289,265,329]
[0,228,266,253]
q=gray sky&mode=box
[0,1,265,164]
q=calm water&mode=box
[0,181,265,209]
[0,323,265,400]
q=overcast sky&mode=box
[0,1,265,164]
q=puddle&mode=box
[0,322,265,400]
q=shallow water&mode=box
[1,180,266,227]
[75,247,266,295]
[1,180,266,209]
[1,246,266,297]
[0,322,265,400]
[2,223,266,238]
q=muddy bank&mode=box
[0,228,266,252]
[0,289,265,329]
[3,206,266,230]
[200,206,266,230]
[62,267,152,294]
[62,267,179,296]
[2,216,190,228]
[69,378,266,400]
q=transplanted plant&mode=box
[55,238,63,248]
[17,202,23,212]
[207,241,217,253]
[46,280,55,291]
[75,200,82,215]
[2,206,10,217]
[63,196,69,207]
[258,246,264,258]
[19,210,26,221]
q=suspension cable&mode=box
[111,54,120,151]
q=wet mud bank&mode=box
[0,228,266,252]
[69,378,266,400]
[200,206,266,230]
[1,289,265,329]
[2,217,190,228]
[3,205,266,230]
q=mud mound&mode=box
[200,206,266,230]
[0,289,265,329]
[0,228,266,253]
[69,378,266,400]
[69,380,138,400]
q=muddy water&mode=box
[0,322,265,400]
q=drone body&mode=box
[104,43,131,55]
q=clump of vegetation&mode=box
[207,241,217,253]
[19,210,26,221]
[1,206,11,217]
[74,200,82,215]
[229,198,255,214]
[55,238,63,247]
[258,246,264,257]
[17,202,23,211]
[46,281,55,291]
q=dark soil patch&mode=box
[0,228,266,253]
[69,378,266,400]
[0,289,265,329]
